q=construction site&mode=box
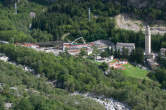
[63,37,94,55]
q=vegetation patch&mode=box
[121,64,149,79]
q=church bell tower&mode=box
[145,25,151,55]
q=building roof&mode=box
[160,48,166,51]
[93,40,114,46]
[116,42,135,47]
[23,43,39,47]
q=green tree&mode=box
[100,48,110,58]
[14,98,34,110]
[135,48,144,64]
[31,29,53,42]
[3,0,15,6]
[122,47,129,59]
[0,98,4,110]
[92,46,99,59]
[0,20,15,30]
[99,62,108,72]
[148,68,166,88]
[79,48,88,57]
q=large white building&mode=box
[145,25,151,55]
[116,42,135,55]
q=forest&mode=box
[0,0,166,51]
[0,60,104,110]
[1,0,166,109]
[0,44,166,110]
[31,0,166,51]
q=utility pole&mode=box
[88,8,91,22]
[14,0,17,14]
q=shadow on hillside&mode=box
[28,0,54,6]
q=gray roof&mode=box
[116,42,135,47]
[93,40,114,46]
[160,48,166,51]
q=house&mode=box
[116,42,135,55]
[16,43,40,49]
[23,43,39,48]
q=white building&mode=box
[4,103,12,110]
[116,42,135,55]
[0,56,8,62]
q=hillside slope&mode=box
[0,60,104,110]
[0,44,166,110]
[0,1,166,110]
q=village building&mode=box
[116,42,135,55]
[22,43,39,48]
[0,53,8,62]
[16,43,40,49]
[93,40,114,51]
[146,59,159,69]
[63,43,93,55]
[160,48,166,56]
[0,56,8,62]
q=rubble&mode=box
[71,92,130,110]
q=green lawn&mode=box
[121,64,149,79]
[110,59,117,63]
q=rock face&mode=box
[71,92,130,110]
[115,14,166,35]
[126,0,166,8]
[108,0,166,8]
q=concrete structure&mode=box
[116,42,135,55]
[96,56,114,63]
[0,56,8,62]
[30,12,36,18]
[0,41,9,44]
[145,25,151,55]
[0,53,8,62]
[146,59,159,69]
[4,103,12,110]
[160,48,166,56]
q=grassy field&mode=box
[121,64,149,79]
[110,59,117,63]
